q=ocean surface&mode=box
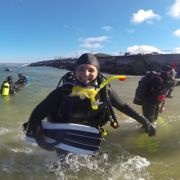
[0,64,180,180]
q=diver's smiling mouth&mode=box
[79,77,91,82]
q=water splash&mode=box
[47,152,109,179]
[46,152,151,180]
[107,155,151,180]
[0,127,9,135]
[10,147,33,154]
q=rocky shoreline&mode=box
[29,53,180,77]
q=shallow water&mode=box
[0,65,180,180]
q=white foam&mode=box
[108,156,151,180]
[10,147,33,154]
[0,127,9,135]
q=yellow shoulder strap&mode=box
[71,75,126,110]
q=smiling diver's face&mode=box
[75,64,98,85]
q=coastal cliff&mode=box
[29,53,180,77]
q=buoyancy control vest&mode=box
[1,81,10,96]
[133,71,164,105]
[55,72,119,128]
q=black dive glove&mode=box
[143,121,156,136]
[34,122,60,151]
[136,115,156,136]
[120,104,156,136]
[23,120,58,151]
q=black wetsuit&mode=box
[144,77,180,122]
[139,72,171,123]
[23,74,156,153]
[26,80,149,135]
[15,76,28,86]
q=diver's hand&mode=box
[144,122,156,137]
[34,123,58,151]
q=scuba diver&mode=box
[133,64,179,125]
[15,73,28,86]
[1,76,18,95]
[165,65,180,98]
[23,53,156,154]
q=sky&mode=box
[0,0,180,63]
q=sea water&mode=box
[0,64,180,180]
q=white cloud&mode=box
[126,45,162,54]
[131,9,161,24]
[102,26,113,32]
[175,47,180,53]
[80,36,109,49]
[70,50,91,58]
[168,0,180,18]
[173,29,180,38]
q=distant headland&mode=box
[29,53,180,77]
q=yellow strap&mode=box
[71,75,126,110]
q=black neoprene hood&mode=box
[75,53,100,71]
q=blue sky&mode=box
[0,0,180,63]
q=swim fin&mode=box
[25,121,102,155]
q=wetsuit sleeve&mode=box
[23,88,63,151]
[29,88,62,124]
[109,88,150,126]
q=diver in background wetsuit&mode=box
[23,53,156,152]
[165,65,180,98]
[1,76,18,95]
[15,73,28,86]
[134,64,179,124]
